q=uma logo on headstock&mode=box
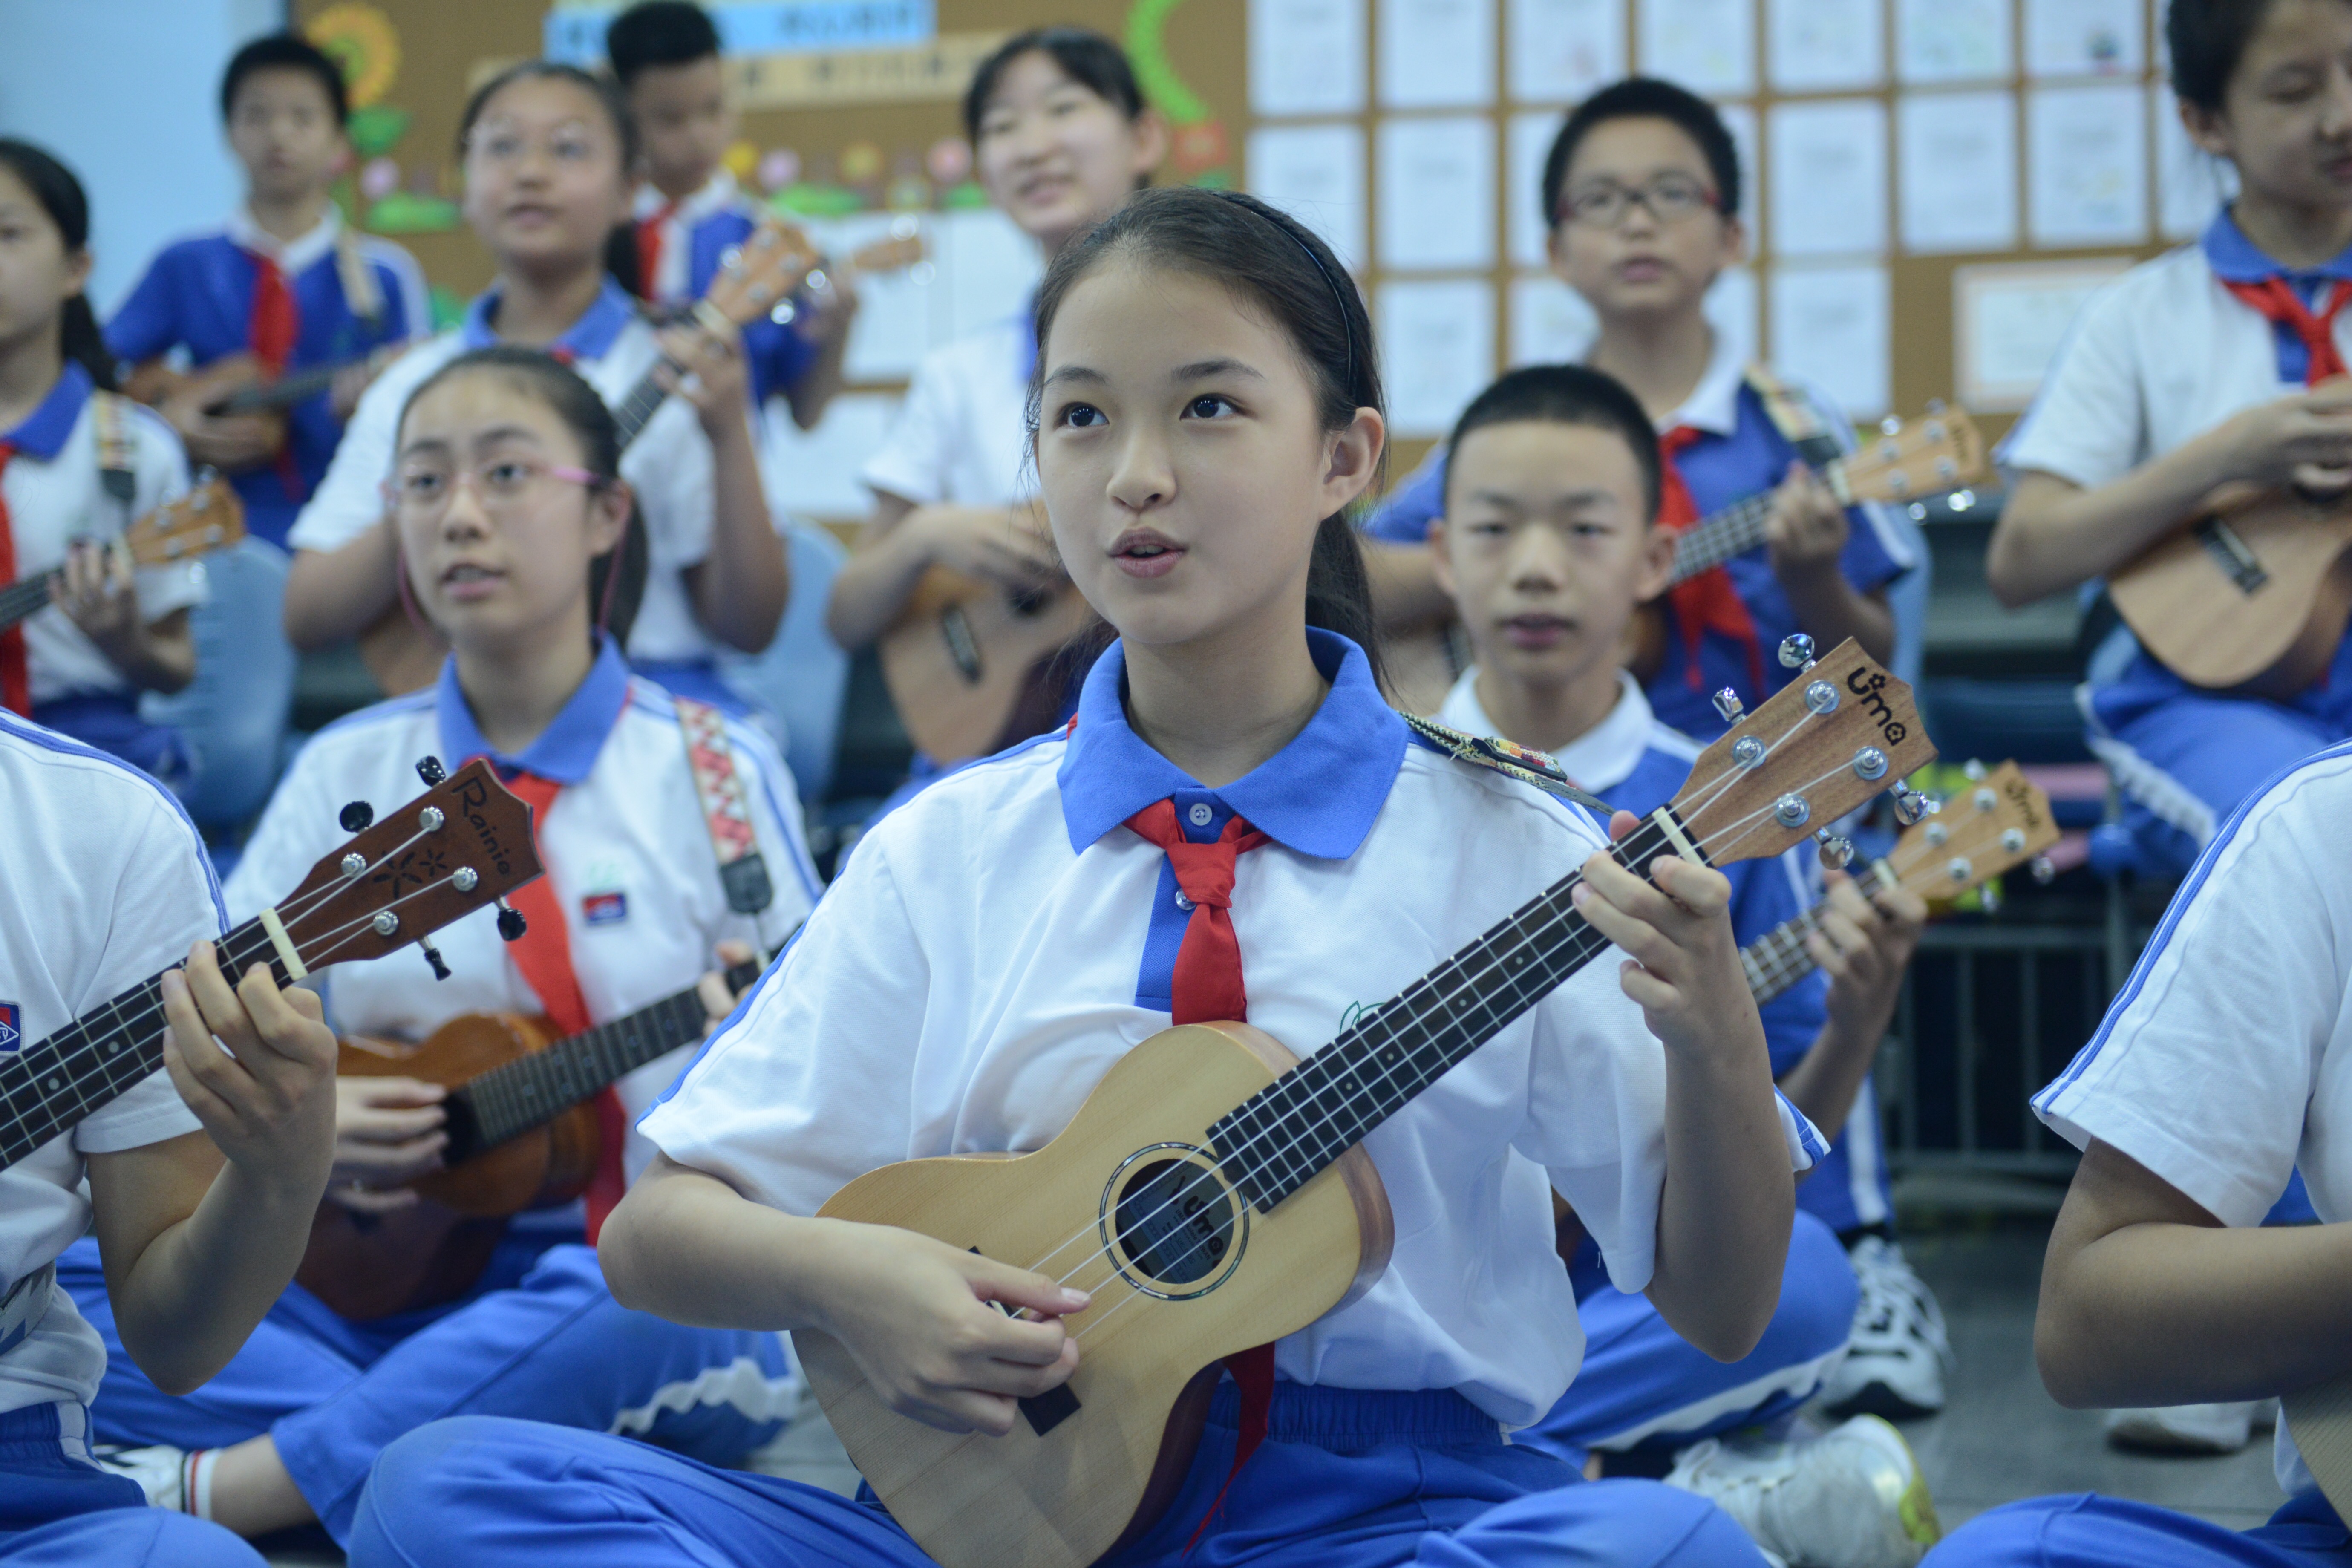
[1844,666,1911,746]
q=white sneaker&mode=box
[1820,1237,1950,1420]
[2103,1401,2267,1455]
[91,1443,211,1514]
[1665,1415,1942,1568]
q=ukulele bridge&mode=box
[1097,1143,1250,1302]
[2196,517,2270,595]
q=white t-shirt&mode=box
[2034,740,2352,1497]
[1,366,204,703]
[288,282,727,665]
[858,312,1035,507]
[643,631,1816,1427]
[225,643,819,1182]
[0,711,219,1412]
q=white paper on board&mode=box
[1250,123,1371,271]
[2024,0,2145,77]
[1767,0,1883,92]
[1250,0,1368,116]
[940,209,1043,343]
[1377,116,1498,271]
[1507,0,1627,105]
[1379,0,1498,109]
[1768,98,1888,259]
[1954,258,2133,409]
[1508,273,1599,366]
[1895,0,2011,83]
[1898,90,2020,254]
[760,392,902,521]
[1379,278,1498,437]
[1637,0,1756,96]
[2027,83,2149,246]
[1719,102,1759,228]
[798,215,936,383]
[1508,111,1563,269]
[1768,263,1890,418]
[2153,84,2234,241]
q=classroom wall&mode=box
[0,0,290,313]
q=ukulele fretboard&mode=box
[0,570,63,636]
[1737,860,1900,1005]
[1666,492,1780,587]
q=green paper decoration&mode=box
[348,105,410,158]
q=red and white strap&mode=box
[674,695,773,914]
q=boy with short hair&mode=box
[606,0,856,431]
[107,33,429,551]
[1425,363,1943,1568]
[1369,77,1916,741]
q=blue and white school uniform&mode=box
[1933,741,2352,1567]
[0,713,262,1566]
[1364,331,1915,737]
[1435,669,1855,1462]
[2003,211,2352,879]
[104,207,429,550]
[57,640,820,1546]
[1,364,205,783]
[635,171,817,411]
[346,629,1813,1568]
[289,279,769,707]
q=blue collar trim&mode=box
[460,277,638,359]
[1057,628,1407,859]
[2201,208,2352,284]
[4,363,92,460]
[435,638,633,784]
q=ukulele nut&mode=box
[340,852,366,877]
[1774,793,1812,828]
[1851,746,1888,781]
[1925,821,1949,847]
[452,868,479,892]
[419,806,445,832]
[1947,856,1974,884]
[1804,680,1839,714]
[371,911,401,937]
[2002,828,2028,853]
[1732,736,1765,766]
[1712,688,1746,722]
[1778,633,1816,669]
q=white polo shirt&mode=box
[858,311,1036,507]
[644,631,1816,1427]
[1,365,204,704]
[2034,740,2352,1499]
[0,711,221,1413]
[288,280,730,666]
[225,641,819,1182]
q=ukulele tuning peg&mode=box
[415,755,447,787]
[339,800,375,833]
[1892,785,1930,825]
[1712,687,1745,722]
[1773,793,1812,828]
[1778,633,1816,670]
[495,899,528,943]
[2031,855,2058,885]
[1963,758,1987,781]
[1879,415,1903,436]
[1926,397,1947,415]
[193,465,222,487]
[769,300,798,326]
[1814,830,1855,869]
[1978,879,2003,914]
[417,934,451,981]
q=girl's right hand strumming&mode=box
[810,1222,1090,1436]
[2220,380,2352,494]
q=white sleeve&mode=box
[638,833,928,1216]
[288,349,412,555]
[221,740,342,925]
[125,405,204,619]
[858,346,960,506]
[1998,286,2148,491]
[2035,757,2352,1226]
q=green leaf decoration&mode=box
[428,285,467,333]
[348,104,410,157]
[366,191,461,233]
[1125,0,1208,125]
[942,179,990,210]
[769,183,865,217]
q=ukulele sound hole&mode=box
[1110,1155,1241,1294]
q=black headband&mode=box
[1216,190,1357,393]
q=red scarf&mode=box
[2223,276,2352,386]
[634,202,679,301]
[1656,425,1764,696]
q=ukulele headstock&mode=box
[1890,760,2059,899]
[703,215,824,330]
[125,476,245,568]
[271,759,541,972]
[845,222,931,277]
[1666,639,1938,867]
[1838,404,1988,504]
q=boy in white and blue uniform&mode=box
[1425,365,1939,1568]
[607,2,852,429]
[60,636,821,1546]
[106,35,429,551]
[1363,78,1914,739]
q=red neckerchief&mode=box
[1656,424,1764,696]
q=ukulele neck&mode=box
[1665,454,1850,588]
[610,300,741,452]
[1738,858,1900,1005]
[0,568,64,636]
[1209,813,1695,1212]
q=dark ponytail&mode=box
[0,139,117,393]
[1027,187,1388,687]
[457,62,646,299]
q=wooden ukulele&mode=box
[0,757,538,1173]
[1626,405,1987,683]
[357,219,932,697]
[297,951,767,1321]
[798,638,1936,1568]
[124,346,407,471]
[0,476,245,635]
[2105,481,2352,696]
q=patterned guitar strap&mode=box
[674,696,774,916]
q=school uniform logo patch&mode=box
[0,1004,20,1052]
[581,891,629,926]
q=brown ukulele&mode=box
[357,219,933,697]
[124,346,407,472]
[296,952,768,1321]
[1626,405,1987,683]
[798,638,1935,1568]
[0,756,540,1173]
[0,475,246,635]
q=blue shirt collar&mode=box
[2201,207,2352,283]
[4,363,92,461]
[435,637,633,785]
[1057,628,1407,859]
[460,277,639,359]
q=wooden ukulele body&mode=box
[2109,487,2352,696]
[879,564,1098,761]
[798,1021,1393,1568]
[297,1015,596,1321]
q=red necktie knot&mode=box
[1123,799,1268,1027]
[2222,276,2352,386]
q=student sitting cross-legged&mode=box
[1426,364,1940,1568]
